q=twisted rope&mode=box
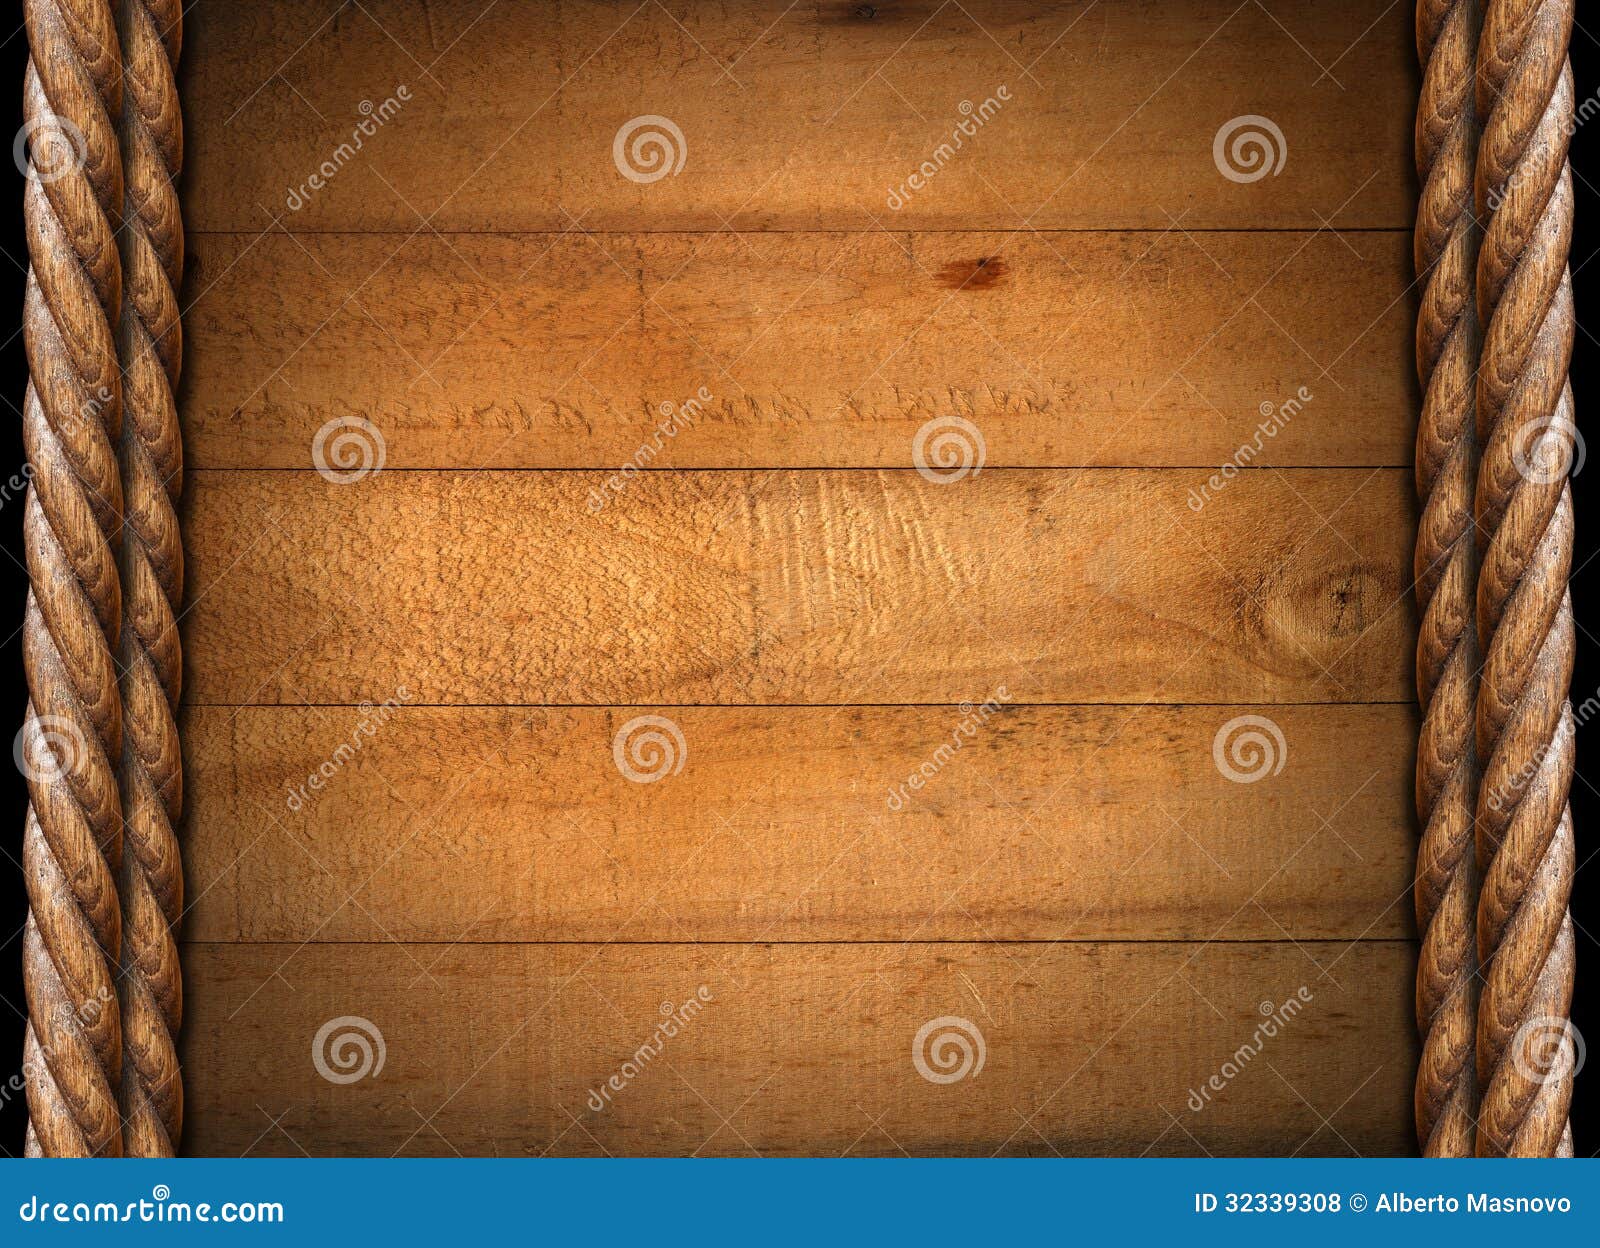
[1473,0,1577,1157]
[18,0,126,1157]
[1413,0,1483,1159]
[114,0,185,1157]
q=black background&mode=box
[1564,18,1596,1154]
[0,21,1597,1158]
[4,18,34,1156]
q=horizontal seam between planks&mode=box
[186,226,1414,238]
[181,700,1419,710]
[183,465,1416,474]
[176,938,1420,948]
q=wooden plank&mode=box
[180,941,1414,1157]
[186,0,1413,231]
[183,231,1414,470]
[183,704,1414,943]
[180,469,1415,706]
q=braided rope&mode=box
[1473,0,1577,1157]
[114,0,185,1157]
[17,0,126,1157]
[1413,0,1483,1159]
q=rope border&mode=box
[17,0,187,1158]
[1413,0,1485,1158]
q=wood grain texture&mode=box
[152,0,1432,1161]
[181,703,1415,943]
[181,230,1414,470]
[184,0,1413,232]
[115,0,188,1159]
[180,469,1415,707]
[19,0,127,1160]
[180,941,1414,1157]
[1410,0,1481,1158]
[1471,0,1576,1158]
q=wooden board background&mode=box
[176,0,1420,1156]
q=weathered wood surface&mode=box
[184,0,1414,231]
[180,941,1414,1157]
[152,0,1429,1160]
[182,703,1415,943]
[180,469,1415,706]
[1409,0,1480,1158]
[1470,0,1576,1158]
[181,230,1413,470]
[116,0,190,1160]
[18,0,128,1159]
